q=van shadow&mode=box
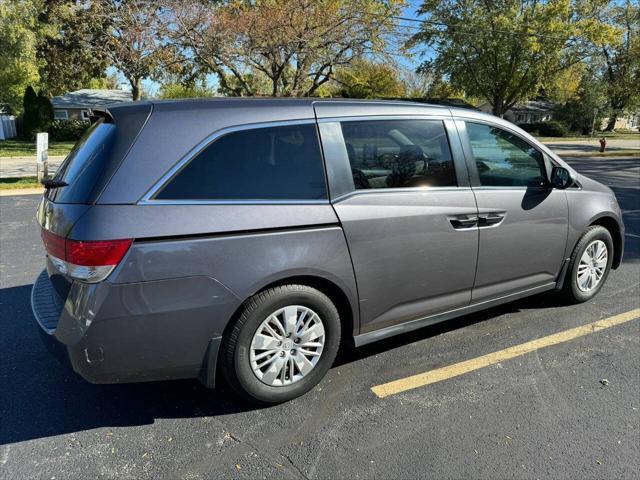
[1,282,574,446]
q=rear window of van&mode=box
[45,119,117,204]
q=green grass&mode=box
[0,176,42,190]
[0,139,74,158]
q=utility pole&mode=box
[590,108,598,138]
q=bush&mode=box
[538,121,569,137]
[519,121,569,137]
[519,122,541,134]
[49,120,90,141]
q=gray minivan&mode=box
[32,99,624,404]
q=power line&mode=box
[388,14,578,41]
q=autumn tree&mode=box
[95,0,174,100]
[37,1,110,96]
[600,0,639,131]
[410,0,614,117]
[555,66,608,134]
[169,0,404,97]
[331,59,406,98]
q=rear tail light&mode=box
[41,229,132,283]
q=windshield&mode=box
[45,119,117,204]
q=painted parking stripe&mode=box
[371,308,640,399]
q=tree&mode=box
[410,0,614,117]
[170,0,403,97]
[601,0,640,131]
[37,0,110,96]
[22,86,53,139]
[544,63,585,104]
[0,1,40,114]
[159,82,216,99]
[22,86,39,138]
[95,0,173,100]
[331,59,406,98]
[555,67,608,134]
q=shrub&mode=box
[519,122,541,134]
[538,121,569,137]
[519,121,569,137]
[49,119,90,141]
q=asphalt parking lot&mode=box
[1,156,638,479]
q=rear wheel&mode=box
[222,285,341,404]
[561,226,613,303]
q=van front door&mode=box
[459,120,568,302]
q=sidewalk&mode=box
[0,156,65,178]
[540,138,640,155]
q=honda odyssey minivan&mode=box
[32,99,624,404]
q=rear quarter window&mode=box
[155,123,327,201]
[46,120,117,204]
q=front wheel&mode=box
[561,226,614,303]
[222,285,341,404]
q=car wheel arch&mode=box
[588,215,623,269]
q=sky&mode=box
[112,0,426,97]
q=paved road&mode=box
[0,156,638,479]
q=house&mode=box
[601,112,640,131]
[51,89,133,121]
[478,100,557,124]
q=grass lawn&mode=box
[0,139,74,158]
[0,176,41,190]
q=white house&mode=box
[478,100,557,124]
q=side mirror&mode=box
[550,166,573,189]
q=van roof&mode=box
[105,97,450,112]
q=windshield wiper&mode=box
[41,178,68,189]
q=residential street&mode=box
[0,155,638,479]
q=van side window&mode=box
[155,124,327,200]
[339,119,456,189]
[465,122,547,187]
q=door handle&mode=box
[477,212,506,227]
[448,215,478,229]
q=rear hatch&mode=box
[37,103,152,299]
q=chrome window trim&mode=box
[317,114,453,124]
[139,199,331,206]
[332,186,472,203]
[139,119,319,204]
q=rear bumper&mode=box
[31,268,234,387]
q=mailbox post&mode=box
[36,132,49,183]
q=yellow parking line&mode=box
[371,308,640,399]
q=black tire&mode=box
[561,226,614,303]
[222,284,341,405]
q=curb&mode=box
[0,188,43,197]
